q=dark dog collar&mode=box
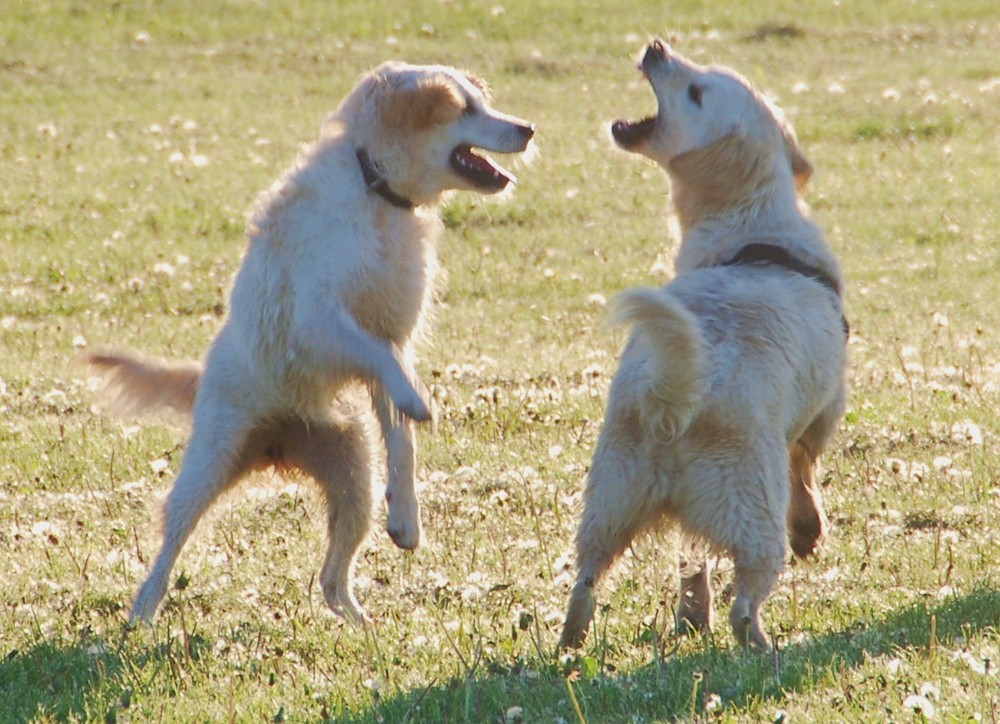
[720,242,849,337]
[356,149,414,210]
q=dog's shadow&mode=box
[0,638,126,721]
[3,590,995,721]
[0,630,211,721]
[356,588,999,722]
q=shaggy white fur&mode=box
[88,61,534,624]
[560,40,846,651]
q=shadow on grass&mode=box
[0,629,204,723]
[341,588,1000,723]
[1,590,995,722]
[0,639,126,722]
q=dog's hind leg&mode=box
[130,401,255,624]
[372,386,420,550]
[726,443,790,651]
[283,416,374,623]
[676,546,713,635]
[788,398,842,559]
[788,441,827,559]
[560,414,654,649]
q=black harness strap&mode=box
[720,242,849,338]
[356,148,415,210]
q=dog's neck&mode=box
[356,148,415,210]
[665,136,843,287]
[667,135,802,238]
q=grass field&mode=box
[2,0,1000,720]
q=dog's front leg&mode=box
[372,385,421,550]
[300,307,431,423]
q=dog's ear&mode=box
[414,77,466,126]
[771,103,813,190]
[758,91,813,190]
[463,72,492,101]
[788,144,813,191]
[782,124,813,190]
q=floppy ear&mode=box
[758,91,813,190]
[414,77,466,126]
[774,107,813,190]
[463,72,492,101]
[788,141,813,191]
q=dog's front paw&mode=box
[387,526,420,551]
[676,601,713,636]
[385,493,420,551]
[788,497,828,559]
[676,567,714,635]
[390,377,431,422]
[397,392,431,422]
[789,516,826,559]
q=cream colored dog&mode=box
[560,40,846,651]
[88,61,534,624]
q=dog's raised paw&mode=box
[393,384,431,422]
[386,506,422,550]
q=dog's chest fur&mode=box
[349,210,441,344]
[228,169,442,402]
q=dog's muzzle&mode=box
[642,38,671,73]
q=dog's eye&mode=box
[462,102,476,116]
[688,83,704,107]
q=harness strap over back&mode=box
[719,242,849,338]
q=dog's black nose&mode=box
[518,123,536,141]
[644,38,669,65]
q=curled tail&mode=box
[85,350,201,418]
[612,286,706,442]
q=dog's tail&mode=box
[84,350,201,418]
[612,286,706,442]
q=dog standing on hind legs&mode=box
[559,39,847,651]
[86,61,534,625]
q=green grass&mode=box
[3,0,1000,720]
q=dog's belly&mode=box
[243,416,323,474]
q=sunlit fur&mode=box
[87,61,533,625]
[561,41,846,652]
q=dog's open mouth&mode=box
[611,116,657,149]
[450,145,515,192]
